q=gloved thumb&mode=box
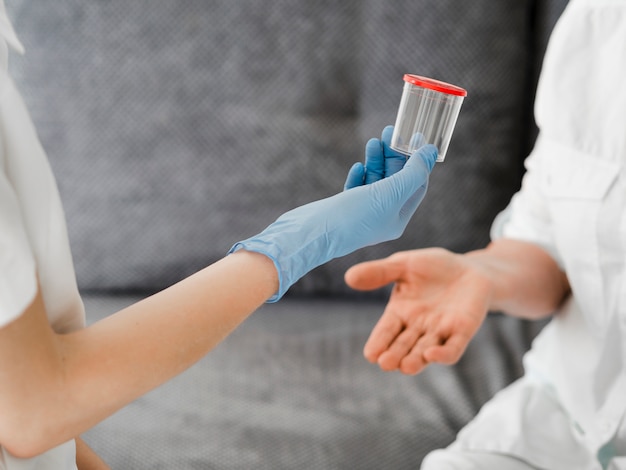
[407,144,438,174]
[371,144,437,227]
[397,144,437,220]
[378,143,437,199]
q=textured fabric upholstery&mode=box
[8,0,567,296]
[80,296,547,469]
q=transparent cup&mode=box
[391,74,467,162]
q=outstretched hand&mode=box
[230,126,437,302]
[345,248,492,375]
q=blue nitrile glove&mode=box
[228,128,438,302]
[344,125,413,190]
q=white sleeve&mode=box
[0,1,24,99]
[490,136,563,269]
[0,155,37,327]
[0,0,24,54]
[0,8,35,327]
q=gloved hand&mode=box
[229,126,438,301]
[344,126,427,190]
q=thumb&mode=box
[411,144,438,172]
[345,256,406,291]
[402,143,437,181]
[379,144,437,203]
[382,144,437,226]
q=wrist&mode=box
[228,215,333,302]
[464,240,569,318]
[227,248,280,302]
[463,249,503,312]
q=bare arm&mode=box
[0,128,436,457]
[465,238,570,319]
[75,437,110,470]
[345,238,570,374]
[0,250,278,458]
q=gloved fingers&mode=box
[362,126,413,185]
[394,144,438,222]
[363,137,384,184]
[409,132,426,149]
[343,162,365,190]
[381,125,409,178]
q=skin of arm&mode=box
[0,250,278,459]
[0,126,433,460]
[75,437,111,470]
[344,238,570,376]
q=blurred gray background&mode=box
[8,0,564,296]
[6,1,567,468]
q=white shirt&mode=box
[0,2,83,468]
[456,1,626,469]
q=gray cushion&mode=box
[8,0,567,296]
[81,295,547,469]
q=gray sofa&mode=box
[8,0,567,468]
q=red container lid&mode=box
[403,74,467,97]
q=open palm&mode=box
[345,248,492,375]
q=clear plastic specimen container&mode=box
[391,74,467,162]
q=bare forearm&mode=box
[75,436,110,470]
[465,238,570,319]
[0,250,278,457]
[61,251,278,440]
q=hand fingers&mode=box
[343,162,365,190]
[363,311,404,364]
[361,126,431,187]
[363,137,384,184]
[363,126,416,185]
[344,256,406,291]
[423,333,471,365]
[409,132,426,149]
[373,314,444,374]
[371,320,456,375]
[374,328,470,375]
[397,332,443,375]
[380,125,408,177]
[376,325,424,372]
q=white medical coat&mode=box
[0,1,83,468]
[456,1,626,469]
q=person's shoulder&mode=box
[0,0,25,55]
